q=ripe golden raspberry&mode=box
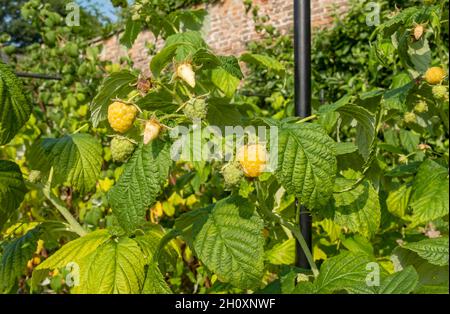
[414,100,428,113]
[143,118,162,144]
[424,67,446,85]
[107,101,138,133]
[237,144,268,178]
[176,62,196,88]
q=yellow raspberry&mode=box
[176,62,196,88]
[412,24,425,41]
[107,101,137,133]
[143,118,162,144]
[424,67,446,85]
[237,144,268,178]
[32,256,41,266]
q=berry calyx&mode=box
[237,144,268,178]
[424,67,446,85]
[183,98,208,120]
[176,62,196,88]
[110,137,136,163]
[143,118,162,144]
[107,101,138,133]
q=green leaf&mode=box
[74,237,146,294]
[211,67,240,98]
[338,105,376,160]
[399,129,420,153]
[335,142,358,155]
[0,160,27,230]
[28,134,103,193]
[313,252,373,293]
[0,227,40,293]
[191,196,265,289]
[90,70,138,127]
[0,62,31,145]
[136,88,177,112]
[326,179,381,238]
[206,98,242,127]
[410,160,449,223]
[392,247,449,293]
[163,31,206,62]
[108,140,171,234]
[386,184,412,218]
[376,266,419,294]
[120,18,142,48]
[142,262,172,294]
[240,53,285,73]
[265,238,296,265]
[150,44,178,78]
[134,225,179,270]
[403,237,449,266]
[408,38,431,74]
[276,122,337,209]
[32,230,111,288]
[217,56,243,79]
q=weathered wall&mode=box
[100,0,348,75]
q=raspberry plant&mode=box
[0,0,448,294]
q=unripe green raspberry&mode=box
[111,137,136,163]
[403,112,417,124]
[183,98,208,120]
[221,161,244,189]
[414,100,428,113]
[28,170,42,183]
[432,85,448,101]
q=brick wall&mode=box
[100,0,348,75]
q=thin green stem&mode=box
[296,114,318,123]
[43,168,87,237]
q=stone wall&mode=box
[99,0,348,75]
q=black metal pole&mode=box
[294,0,312,269]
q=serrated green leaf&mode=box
[392,247,449,293]
[403,237,449,266]
[217,56,243,79]
[32,230,111,289]
[313,252,373,293]
[386,184,412,218]
[211,67,240,98]
[376,266,419,294]
[0,62,31,145]
[0,226,40,293]
[108,140,171,234]
[265,238,296,265]
[0,161,27,230]
[192,196,265,289]
[90,70,137,127]
[240,53,285,73]
[28,134,102,193]
[134,225,179,271]
[326,179,381,238]
[120,18,142,48]
[150,44,178,78]
[74,237,146,294]
[410,160,449,223]
[276,123,337,209]
[142,262,172,294]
